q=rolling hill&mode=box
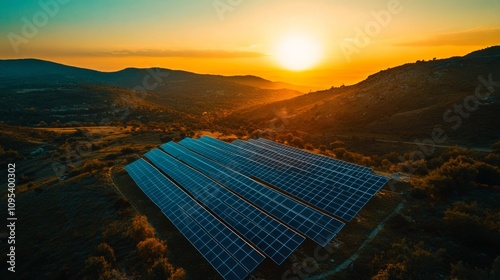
[1,47,499,147]
[225,46,500,148]
[0,59,305,126]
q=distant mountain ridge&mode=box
[0,58,313,92]
[0,58,304,126]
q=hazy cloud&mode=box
[397,28,500,46]
[103,49,265,58]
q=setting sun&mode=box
[274,34,322,71]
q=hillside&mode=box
[226,46,500,148]
[0,59,304,126]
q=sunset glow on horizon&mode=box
[1,0,500,88]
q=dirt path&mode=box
[306,200,406,280]
[374,139,492,152]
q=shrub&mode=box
[373,240,444,280]
[393,159,428,176]
[380,159,393,170]
[82,159,107,173]
[419,156,478,197]
[484,153,500,166]
[84,256,110,280]
[372,262,407,280]
[473,161,500,186]
[291,137,305,149]
[137,238,167,264]
[332,148,347,159]
[91,143,102,151]
[97,243,116,264]
[104,153,119,161]
[145,257,186,280]
[126,215,155,242]
[443,201,500,248]
[329,140,345,149]
[449,261,492,280]
[126,156,137,163]
[121,147,136,154]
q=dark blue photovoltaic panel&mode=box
[199,136,388,220]
[233,139,388,192]
[125,159,263,280]
[145,149,304,265]
[253,137,372,174]
[160,141,345,246]
[183,137,389,221]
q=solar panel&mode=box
[201,137,389,221]
[160,141,345,247]
[183,137,388,221]
[253,137,372,174]
[233,139,389,192]
[145,149,305,264]
[125,159,264,280]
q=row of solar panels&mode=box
[183,137,388,221]
[125,137,389,279]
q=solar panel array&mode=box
[145,148,304,265]
[161,141,344,246]
[125,159,264,280]
[124,136,389,279]
[184,137,389,221]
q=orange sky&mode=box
[1,0,500,88]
